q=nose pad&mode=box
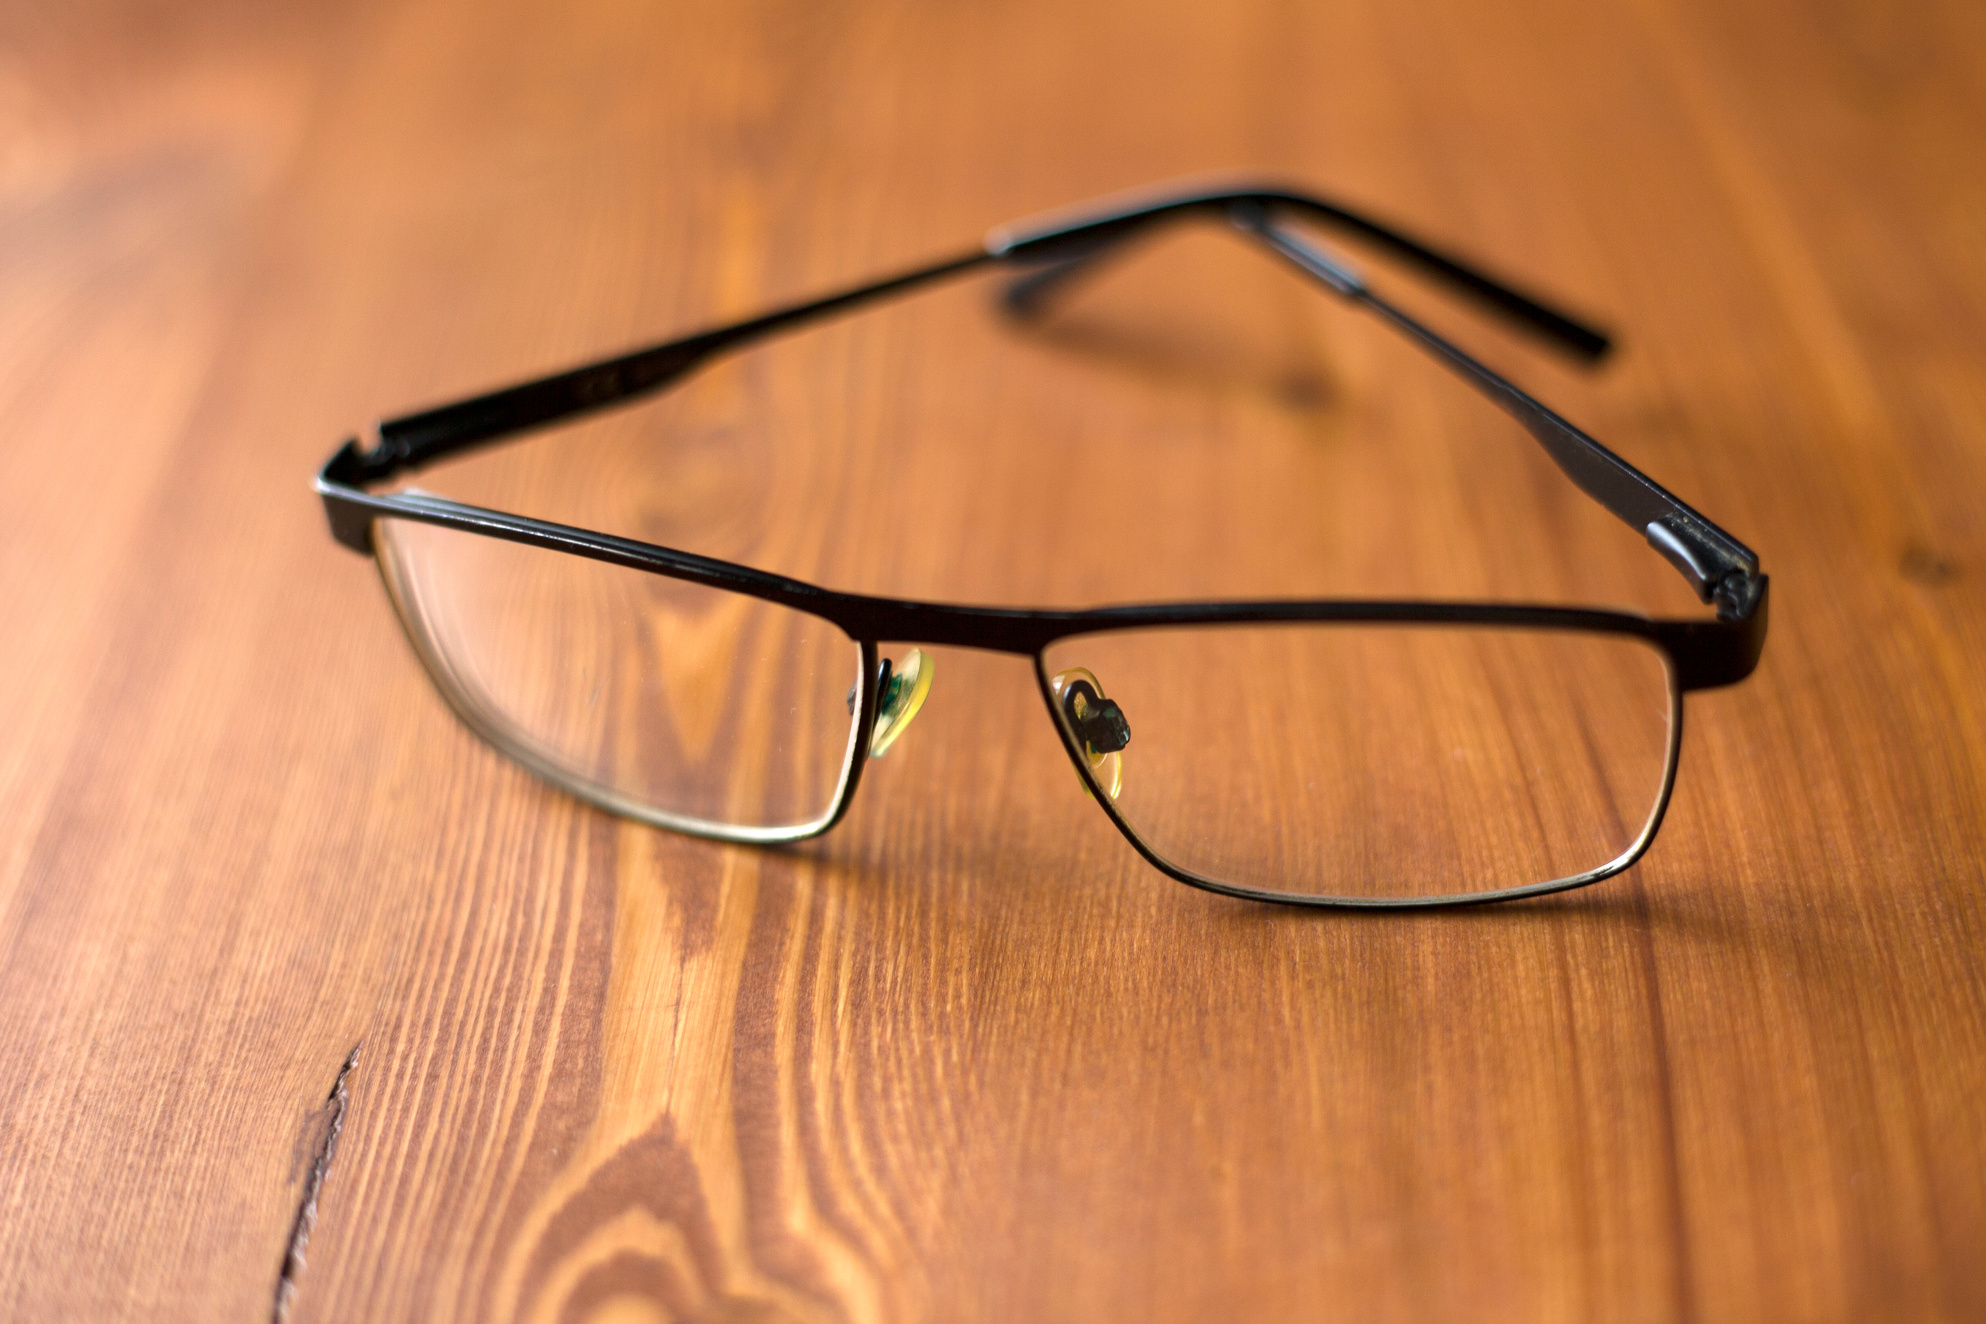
[1048,667,1130,800]
[865,648,934,757]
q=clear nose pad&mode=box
[855,648,934,757]
[1048,667,1131,799]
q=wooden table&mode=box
[4,1,1982,1319]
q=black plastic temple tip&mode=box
[1502,295,1611,363]
[990,185,1614,363]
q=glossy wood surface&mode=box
[3,1,1983,1319]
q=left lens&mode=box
[376,516,863,839]
[1039,622,1677,902]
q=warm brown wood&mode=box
[3,0,1984,1318]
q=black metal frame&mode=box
[318,179,1769,908]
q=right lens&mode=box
[1040,622,1677,902]
[375,516,864,839]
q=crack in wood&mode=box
[272,1044,361,1324]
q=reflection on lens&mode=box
[1040,624,1676,901]
[376,517,862,838]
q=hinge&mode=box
[1645,516,1762,620]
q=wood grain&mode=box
[2,0,1984,1319]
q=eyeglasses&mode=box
[318,180,1767,908]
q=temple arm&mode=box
[990,186,1759,619]
[1245,211,1760,618]
[347,249,997,483]
[345,182,1611,483]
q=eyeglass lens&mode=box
[374,517,864,838]
[1039,624,1675,900]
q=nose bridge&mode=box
[839,597,1062,656]
[850,626,1072,768]
[833,603,1084,767]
